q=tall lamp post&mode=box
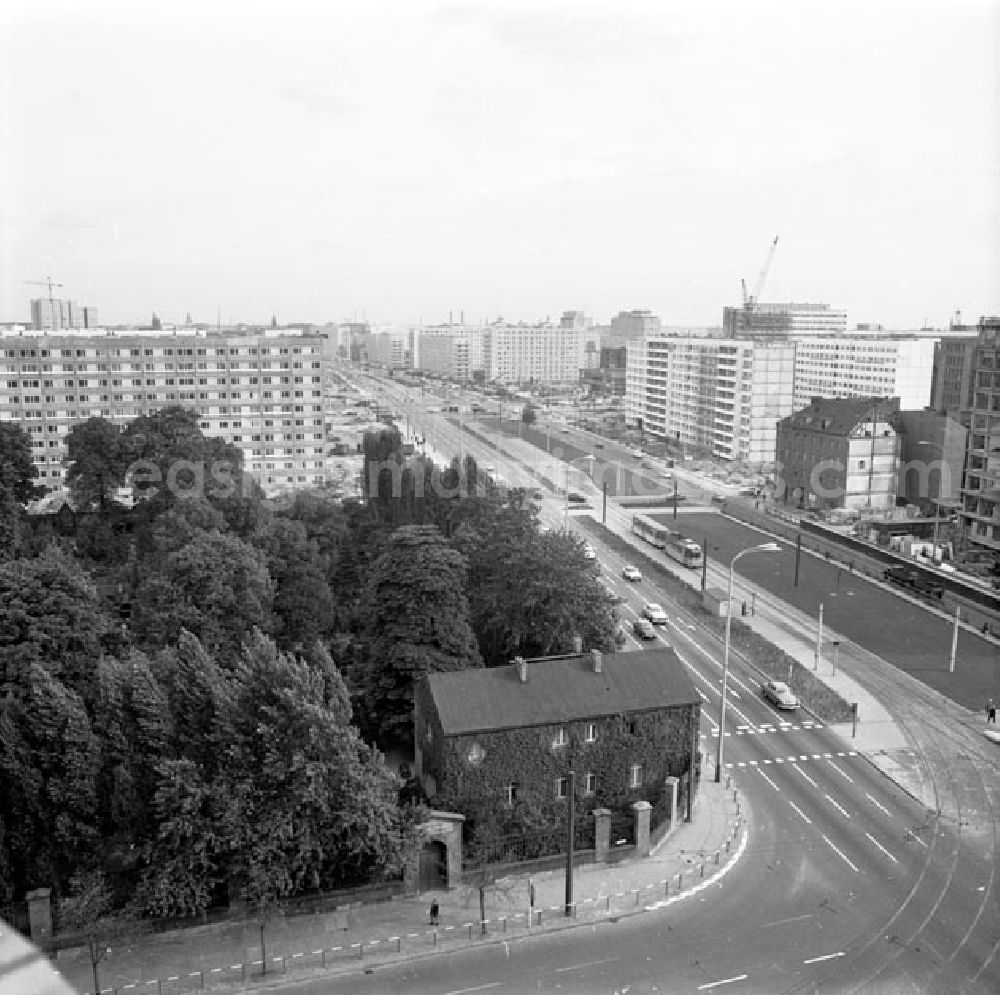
[716,542,781,782]
[563,455,595,530]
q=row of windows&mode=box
[2,345,320,359]
[503,765,644,806]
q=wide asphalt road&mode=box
[648,512,1000,713]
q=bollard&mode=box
[726,839,731,853]
[733,789,737,802]
[468,924,474,940]
[396,937,401,952]
[281,956,286,974]
[199,970,205,990]
[715,851,720,864]
[502,917,507,934]
[664,880,669,896]
[700,863,705,878]
[322,949,326,967]
[359,943,364,960]
[433,930,438,946]
[607,896,611,910]
[678,873,683,891]
[635,890,640,906]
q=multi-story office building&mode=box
[723,302,847,337]
[626,334,795,465]
[482,322,582,385]
[958,319,1000,551]
[792,335,936,410]
[0,329,328,493]
[416,325,486,381]
[30,298,99,331]
[776,397,901,512]
[929,326,987,421]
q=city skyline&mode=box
[1,0,997,329]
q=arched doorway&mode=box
[419,840,448,890]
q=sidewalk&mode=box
[53,780,745,995]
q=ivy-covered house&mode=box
[413,648,701,861]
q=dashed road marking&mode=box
[803,951,845,965]
[866,793,891,817]
[824,794,851,819]
[822,834,859,872]
[826,759,853,783]
[698,974,749,990]
[788,800,812,824]
[757,767,781,792]
[865,832,898,863]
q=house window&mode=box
[466,742,485,765]
[585,723,597,743]
[584,772,596,795]
[552,727,568,749]
[504,782,518,807]
[555,776,569,799]
[630,764,643,788]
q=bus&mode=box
[632,515,670,549]
[664,533,703,569]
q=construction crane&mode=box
[741,236,779,313]
[25,276,64,303]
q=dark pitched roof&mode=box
[423,650,700,736]
[779,396,899,437]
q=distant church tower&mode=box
[271,313,278,329]
[151,312,162,331]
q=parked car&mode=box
[632,449,644,459]
[594,441,605,448]
[643,602,668,625]
[633,618,657,640]
[568,492,587,504]
[583,544,597,560]
[761,680,798,710]
[621,565,642,582]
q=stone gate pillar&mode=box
[632,800,652,858]
[593,808,612,863]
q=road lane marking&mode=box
[698,975,749,990]
[792,762,818,788]
[441,985,502,995]
[554,957,618,973]
[788,800,812,824]
[757,767,781,792]
[803,951,845,965]
[866,792,891,817]
[822,834,859,872]
[826,759,853,783]
[865,832,898,863]
[761,913,814,928]
[824,794,851,819]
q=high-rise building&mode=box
[29,297,98,331]
[0,329,328,493]
[957,318,1000,551]
[416,325,485,380]
[723,302,847,337]
[792,335,936,410]
[482,322,582,385]
[626,334,796,465]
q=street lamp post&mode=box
[563,455,595,531]
[716,542,781,782]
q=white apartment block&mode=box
[0,330,328,494]
[626,335,796,465]
[416,326,485,380]
[792,336,936,410]
[483,323,582,385]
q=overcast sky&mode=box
[1,0,997,329]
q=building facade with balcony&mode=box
[775,396,901,511]
[0,329,328,493]
[958,320,1000,551]
[482,322,582,385]
[625,334,795,465]
[416,325,485,381]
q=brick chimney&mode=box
[590,649,603,673]
[515,656,527,683]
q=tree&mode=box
[456,523,620,667]
[0,547,113,701]
[354,525,482,746]
[64,418,127,511]
[0,421,42,559]
[521,403,537,427]
[130,530,274,661]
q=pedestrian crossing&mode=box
[723,750,859,770]
[705,721,824,738]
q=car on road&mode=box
[632,449,644,459]
[883,565,944,598]
[643,602,668,625]
[568,491,587,504]
[632,618,657,640]
[622,565,642,582]
[760,680,798,710]
[594,441,605,448]
[583,544,597,560]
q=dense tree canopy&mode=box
[354,524,482,747]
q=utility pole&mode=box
[564,770,575,917]
[701,539,708,592]
[602,482,607,525]
[673,484,678,520]
[814,603,824,670]
[794,533,802,586]
[949,604,961,673]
